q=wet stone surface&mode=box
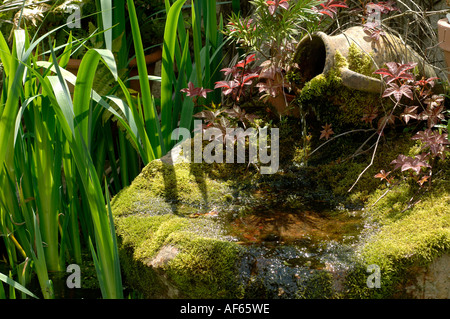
[236,239,358,298]
[222,208,363,298]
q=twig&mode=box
[370,176,405,207]
[349,131,378,158]
[381,9,448,23]
[371,187,391,207]
[400,199,421,214]
[348,102,399,192]
[309,128,376,157]
[347,129,383,192]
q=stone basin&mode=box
[111,120,450,299]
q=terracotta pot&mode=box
[268,92,297,117]
[58,48,163,94]
[438,18,450,80]
[294,26,439,94]
[65,58,82,93]
[128,48,163,93]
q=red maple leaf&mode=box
[214,80,240,96]
[374,169,392,183]
[377,113,397,132]
[241,72,259,86]
[374,1,399,13]
[361,105,379,124]
[374,61,417,84]
[415,76,439,88]
[320,123,334,140]
[235,54,257,69]
[390,153,431,174]
[363,24,385,42]
[412,129,450,159]
[315,0,348,18]
[419,104,445,128]
[417,174,430,186]
[423,95,444,108]
[400,105,419,124]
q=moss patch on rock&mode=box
[343,157,450,298]
[117,214,243,298]
[111,155,249,298]
[111,159,237,218]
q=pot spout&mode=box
[340,67,383,93]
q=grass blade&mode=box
[99,0,113,51]
[72,48,118,151]
[160,0,187,151]
[105,179,123,293]
[127,0,164,158]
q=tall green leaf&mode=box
[99,0,113,51]
[127,0,163,158]
[72,48,117,151]
[161,0,187,152]
[0,272,38,299]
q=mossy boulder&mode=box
[110,136,356,298]
[343,169,450,298]
[111,140,244,298]
[111,118,450,299]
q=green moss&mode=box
[114,207,245,298]
[296,271,334,299]
[347,43,376,77]
[296,52,381,134]
[361,183,450,266]
[343,165,450,298]
[295,44,389,137]
[116,214,188,256]
[165,233,244,298]
[111,156,249,298]
[111,160,235,217]
[308,132,417,207]
[334,49,350,70]
[110,105,449,299]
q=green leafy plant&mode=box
[214,53,260,104]
[223,0,322,106]
[0,15,126,297]
[126,0,225,153]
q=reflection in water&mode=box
[227,208,364,298]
